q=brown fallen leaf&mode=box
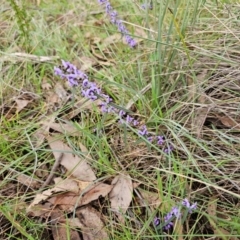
[47,137,96,181]
[27,178,79,213]
[73,206,109,240]
[192,107,210,138]
[54,177,79,194]
[27,202,52,217]
[41,77,52,90]
[32,115,56,148]
[48,182,112,212]
[80,182,113,206]
[109,174,133,222]
[219,115,240,130]
[137,189,161,210]
[17,173,41,189]
[48,192,79,211]
[15,99,31,113]
[51,210,81,240]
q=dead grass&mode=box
[1,0,240,239]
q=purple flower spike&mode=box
[97,0,137,48]
[153,217,160,227]
[138,125,148,136]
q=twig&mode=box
[41,153,64,189]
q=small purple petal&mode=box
[119,110,126,117]
[182,198,190,208]
[157,136,164,145]
[138,125,148,136]
[153,217,160,226]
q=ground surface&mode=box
[1,0,240,239]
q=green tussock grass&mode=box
[1,0,240,239]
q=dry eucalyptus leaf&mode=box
[17,174,41,189]
[138,189,161,209]
[54,82,68,101]
[77,180,92,191]
[102,33,122,48]
[79,56,97,72]
[75,206,109,240]
[27,185,69,213]
[109,174,133,215]
[219,115,240,129]
[47,137,96,181]
[15,99,31,112]
[32,115,56,148]
[48,192,79,211]
[192,107,209,138]
[48,182,112,212]
[52,221,81,240]
[80,182,113,206]
[41,78,52,90]
[53,177,79,194]
[27,202,52,217]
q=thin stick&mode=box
[41,153,64,189]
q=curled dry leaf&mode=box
[72,206,108,240]
[109,174,133,221]
[47,136,96,181]
[27,178,78,213]
[27,183,70,213]
[48,182,112,212]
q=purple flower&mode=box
[118,110,126,117]
[153,217,160,227]
[156,136,164,145]
[147,136,153,142]
[138,125,148,136]
[171,206,181,218]
[133,119,139,126]
[182,198,197,213]
[164,145,174,154]
[126,115,134,124]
